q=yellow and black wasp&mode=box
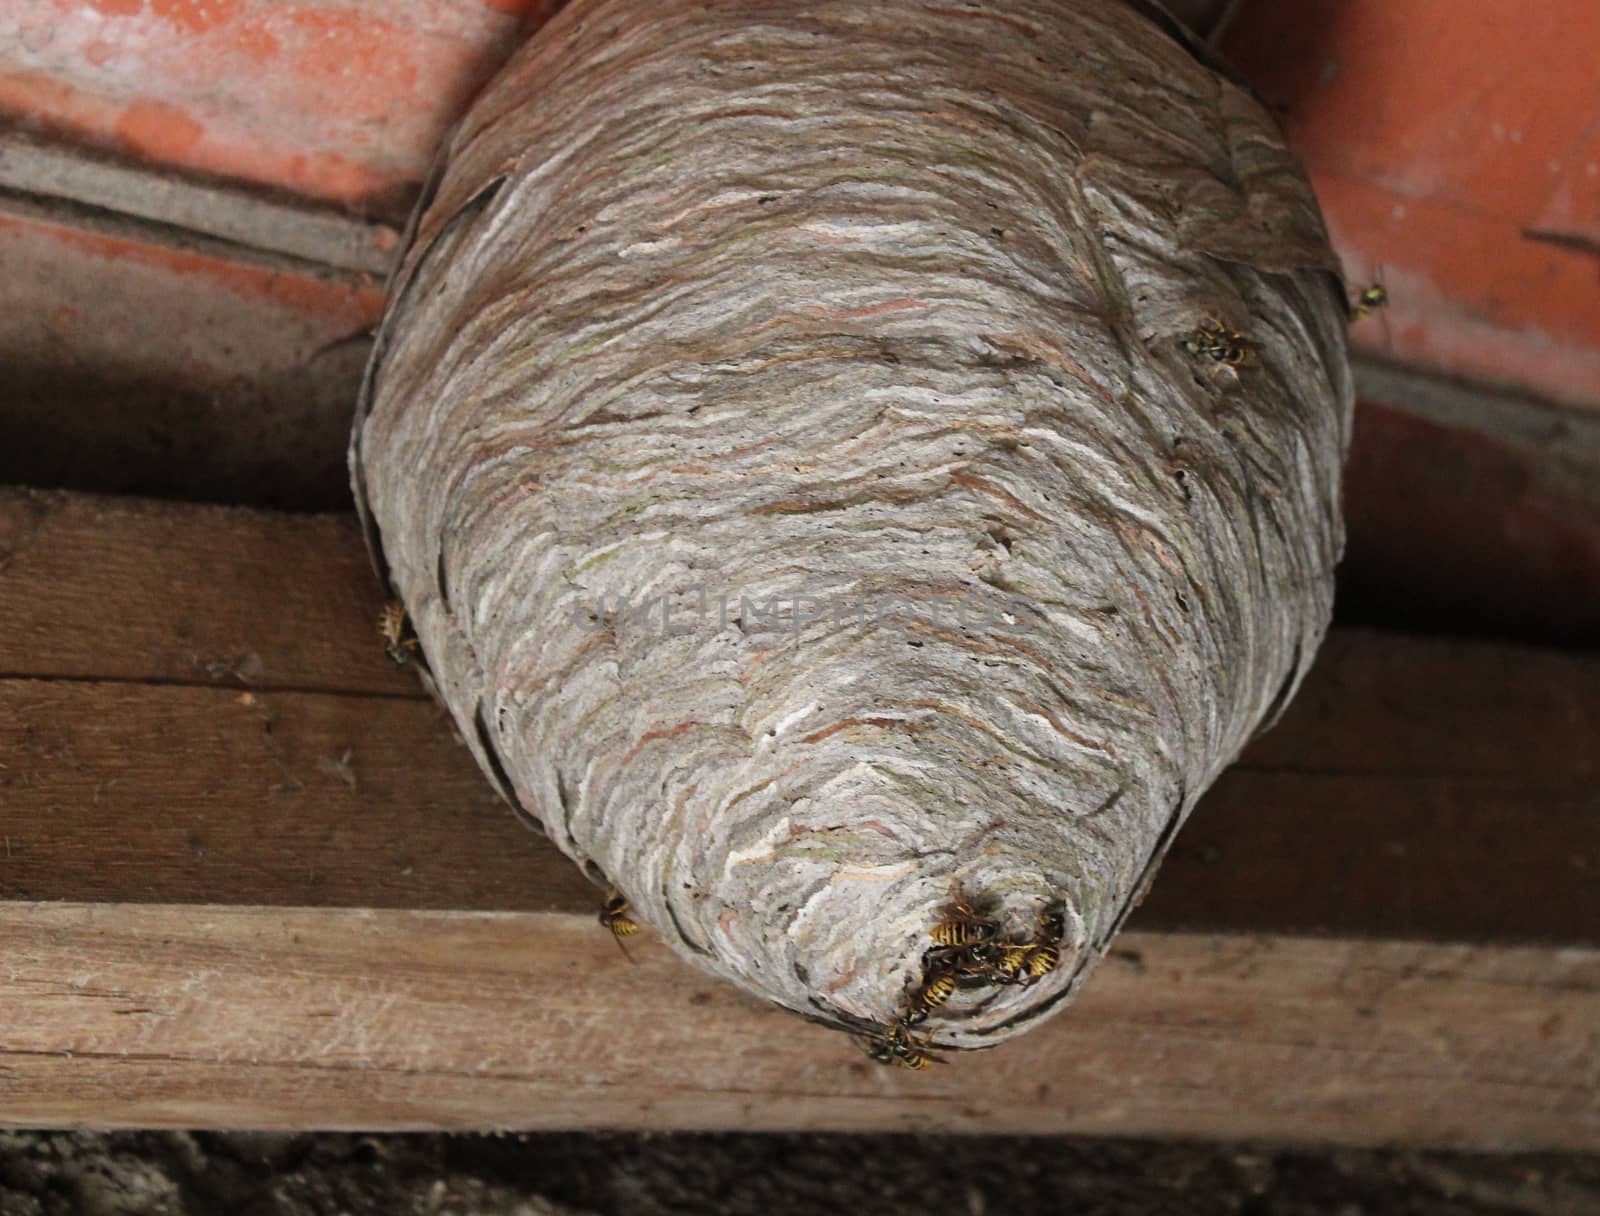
[904,967,958,1025]
[859,1022,942,1071]
[1183,318,1251,367]
[378,599,421,666]
[988,943,1035,985]
[598,889,640,962]
[929,900,998,949]
[599,889,639,939]
[1352,283,1388,321]
[1023,942,1060,980]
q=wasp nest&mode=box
[351,0,1352,1053]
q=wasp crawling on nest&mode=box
[908,968,958,1022]
[378,599,421,666]
[1351,283,1388,322]
[924,897,1063,991]
[599,889,640,939]
[860,896,1068,1069]
[925,900,995,953]
[596,888,642,962]
[978,938,1062,985]
[1183,318,1252,368]
[857,1022,943,1070]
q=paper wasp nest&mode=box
[351,0,1352,1050]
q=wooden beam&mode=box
[0,488,404,696]
[3,661,1595,942]
[0,904,1594,1147]
[1,488,1596,1143]
[2,489,1594,941]
[0,680,586,912]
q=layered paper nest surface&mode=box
[351,0,1353,1049]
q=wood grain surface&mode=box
[0,903,1594,1147]
[1,488,1594,945]
[0,488,404,695]
[1,489,1596,1140]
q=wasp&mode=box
[884,1023,941,1070]
[857,1035,898,1066]
[1023,943,1060,980]
[938,939,995,980]
[930,901,998,949]
[1183,319,1251,367]
[379,599,421,665]
[988,944,1035,985]
[599,890,639,938]
[966,943,1054,985]
[1352,283,1388,321]
[858,1021,942,1070]
[904,968,958,1025]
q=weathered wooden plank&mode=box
[0,489,407,696]
[0,495,1593,1144]
[0,904,1594,1148]
[0,654,1593,943]
[5,487,1595,753]
[1,490,1595,942]
[0,679,588,913]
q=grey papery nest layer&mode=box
[351,0,1353,1049]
